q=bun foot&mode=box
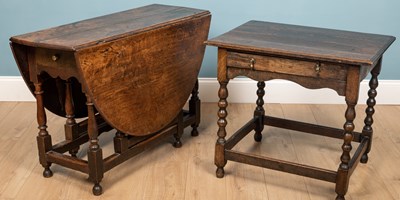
[254,132,262,142]
[92,183,103,196]
[216,167,225,178]
[360,154,369,163]
[191,127,199,136]
[43,167,53,178]
[173,140,182,148]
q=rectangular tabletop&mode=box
[206,21,395,66]
[10,4,210,51]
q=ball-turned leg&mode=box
[335,100,357,200]
[86,94,104,196]
[34,81,53,178]
[254,81,265,142]
[215,80,228,178]
[361,58,381,163]
[189,79,201,137]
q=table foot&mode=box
[360,154,369,163]
[254,132,262,142]
[191,126,199,136]
[43,167,53,178]
[173,140,182,148]
[92,183,103,196]
[216,167,225,178]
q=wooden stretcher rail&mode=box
[52,116,112,154]
[225,149,337,183]
[104,125,177,172]
[183,110,196,127]
[349,138,369,176]
[43,108,196,181]
[44,119,184,173]
[264,115,363,142]
[46,151,89,173]
[225,118,257,150]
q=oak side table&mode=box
[206,21,395,200]
[10,4,210,195]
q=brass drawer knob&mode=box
[315,62,321,73]
[249,58,256,70]
[52,54,59,61]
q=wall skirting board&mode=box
[1,76,399,104]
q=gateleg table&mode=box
[10,4,210,195]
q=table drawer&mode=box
[227,52,347,80]
[35,48,76,70]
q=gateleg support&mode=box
[189,79,201,136]
[34,80,53,178]
[86,94,104,196]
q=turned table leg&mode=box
[215,80,228,178]
[336,100,357,200]
[361,58,381,163]
[34,80,53,178]
[173,111,184,148]
[189,79,201,136]
[254,81,265,142]
[64,78,79,157]
[86,94,104,196]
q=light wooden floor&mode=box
[0,102,399,200]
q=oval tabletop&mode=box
[75,15,210,136]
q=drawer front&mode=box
[227,52,347,80]
[35,48,76,71]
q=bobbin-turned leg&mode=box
[86,95,104,196]
[189,79,201,136]
[34,80,53,178]
[64,78,79,157]
[173,111,184,148]
[335,100,357,200]
[335,66,360,200]
[254,81,265,142]
[215,80,228,178]
[361,58,381,164]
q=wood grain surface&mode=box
[206,20,395,66]
[75,13,210,136]
[10,4,210,51]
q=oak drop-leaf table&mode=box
[206,21,395,200]
[10,4,211,195]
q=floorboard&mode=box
[0,102,399,200]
